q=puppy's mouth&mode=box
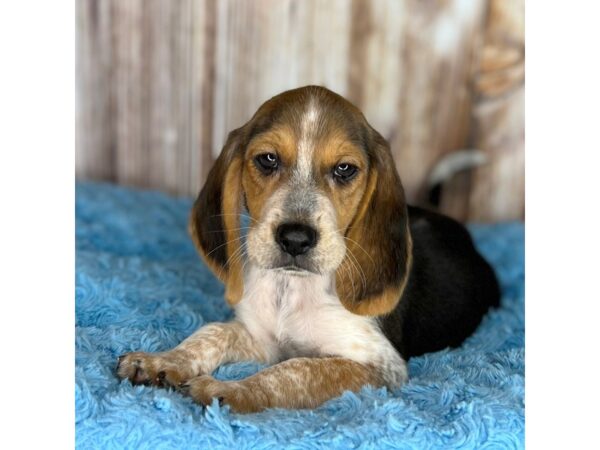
[270,254,319,275]
[274,265,314,276]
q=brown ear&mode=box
[336,129,413,316]
[189,129,246,305]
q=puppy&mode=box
[117,86,500,413]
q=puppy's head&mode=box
[190,86,412,316]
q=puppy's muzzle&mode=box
[275,223,318,257]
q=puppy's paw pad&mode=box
[116,352,193,388]
[116,352,160,386]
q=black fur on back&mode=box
[380,206,501,359]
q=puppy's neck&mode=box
[243,265,336,308]
[234,264,336,359]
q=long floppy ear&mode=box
[336,129,413,316]
[189,129,246,305]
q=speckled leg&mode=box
[184,356,384,413]
[116,321,268,387]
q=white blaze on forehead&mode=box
[296,98,321,181]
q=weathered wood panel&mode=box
[76,0,524,222]
[110,0,213,193]
[439,0,524,222]
[387,0,487,202]
[467,0,525,222]
[76,0,115,181]
[211,0,353,155]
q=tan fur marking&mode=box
[242,125,297,221]
[342,226,413,316]
[316,134,369,231]
[189,156,245,305]
[221,158,245,304]
[335,153,413,316]
[186,357,384,413]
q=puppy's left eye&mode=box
[333,163,358,183]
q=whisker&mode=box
[204,235,246,258]
[340,257,356,302]
[204,226,252,234]
[345,247,367,292]
[315,230,375,269]
[208,213,258,224]
[342,236,376,267]
[224,243,246,269]
[343,248,365,293]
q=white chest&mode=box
[234,267,406,387]
[235,269,337,357]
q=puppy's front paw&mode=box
[182,375,265,414]
[116,352,189,388]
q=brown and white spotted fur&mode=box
[117,86,500,413]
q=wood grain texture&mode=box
[438,0,524,222]
[76,0,115,181]
[76,0,524,222]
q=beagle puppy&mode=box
[117,86,500,413]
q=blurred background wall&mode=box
[76,0,524,222]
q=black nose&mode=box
[276,223,318,257]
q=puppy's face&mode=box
[243,94,369,275]
[191,86,412,316]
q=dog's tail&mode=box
[425,149,487,207]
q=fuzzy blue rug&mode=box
[75,181,524,449]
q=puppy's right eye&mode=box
[254,153,279,175]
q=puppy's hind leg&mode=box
[116,321,268,388]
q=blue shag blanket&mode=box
[76,181,524,449]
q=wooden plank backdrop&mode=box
[76,0,524,222]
